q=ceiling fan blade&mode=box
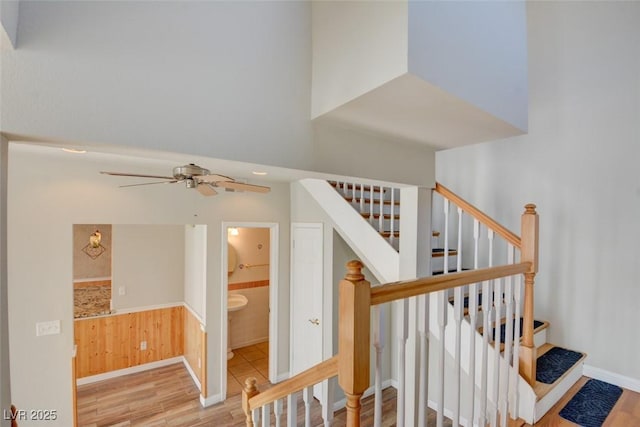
[216,181,271,193]
[101,171,175,180]
[197,183,218,196]
[195,173,234,183]
[119,180,178,188]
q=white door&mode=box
[290,223,323,378]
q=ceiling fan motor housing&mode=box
[173,164,210,180]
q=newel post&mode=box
[242,377,259,427]
[338,260,371,427]
[520,204,539,386]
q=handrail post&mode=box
[242,377,259,427]
[338,260,371,427]
[519,204,539,386]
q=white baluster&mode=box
[467,219,481,426]
[359,183,365,213]
[491,276,502,427]
[274,398,283,427]
[488,229,494,268]
[443,199,450,274]
[287,392,297,427]
[262,404,270,427]
[452,207,464,426]
[373,305,385,427]
[480,280,493,424]
[501,245,515,427]
[396,299,408,427]
[390,188,396,246]
[511,273,523,420]
[303,386,312,427]
[369,184,375,224]
[252,408,260,426]
[417,294,430,427]
[379,186,384,234]
[322,377,334,427]
[436,290,448,427]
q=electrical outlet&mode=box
[140,341,147,350]
[119,286,126,296]
[36,320,60,336]
[198,357,201,368]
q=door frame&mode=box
[220,222,279,400]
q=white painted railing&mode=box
[329,180,401,251]
[244,183,538,426]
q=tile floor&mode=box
[226,341,270,396]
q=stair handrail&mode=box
[434,182,540,387]
[242,356,339,425]
[370,263,530,306]
[435,182,521,249]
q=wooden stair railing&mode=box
[242,253,536,425]
[434,184,539,388]
[242,356,339,426]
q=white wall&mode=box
[0,0,19,48]
[111,225,184,310]
[229,287,269,349]
[408,1,528,132]
[184,224,207,320]
[2,1,313,170]
[437,2,640,382]
[6,144,290,426]
[0,136,10,425]
[311,0,408,118]
[228,227,270,284]
[313,121,435,186]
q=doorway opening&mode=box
[222,222,279,399]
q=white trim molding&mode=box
[584,364,640,393]
[76,356,183,386]
[200,392,224,408]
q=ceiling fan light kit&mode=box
[100,163,271,197]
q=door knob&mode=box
[308,318,320,325]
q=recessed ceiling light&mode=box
[62,148,87,154]
[252,171,268,176]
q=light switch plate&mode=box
[119,286,126,296]
[36,320,60,336]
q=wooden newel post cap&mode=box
[345,260,364,281]
[243,377,258,393]
[524,204,537,215]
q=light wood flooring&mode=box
[529,376,640,427]
[77,355,640,426]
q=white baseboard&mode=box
[76,356,183,385]
[200,392,223,407]
[182,358,201,392]
[231,336,268,350]
[584,364,640,393]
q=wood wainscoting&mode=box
[74,306,184,378]
[183,306,207,396]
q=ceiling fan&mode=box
[100,163,270,197]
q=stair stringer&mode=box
[429,299,538,425]
[299,179,399,282]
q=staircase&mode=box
[241,179,587,426]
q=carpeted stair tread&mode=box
[559,379,622,427]
[492,318,545,344]
[536,346,585,384]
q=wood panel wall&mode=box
[183,307,207,395]
[74,306,184,378]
